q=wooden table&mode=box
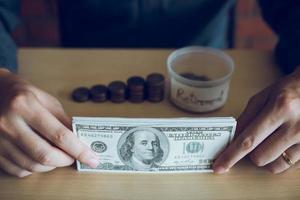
[1,48,299,200]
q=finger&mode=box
[249,124,296,166]
[24,102,99,168]
[294,160,300,169]
[7,116,74,167]
[0,156,32,178]
[0,136,55,172]
[236,86,271,135]
[52,106,72,130]
[266,144,300,174]
[46,103,72,130]
[213,102,284,174]
[30,87,72,129]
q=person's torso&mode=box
[59,0,235,48]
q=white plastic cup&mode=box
[167,46,235,113]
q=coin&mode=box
[71,87,90,102]
[146,73,165,87]
[180,72,211,81]
[108,81,127,103]
[90,84,108,102]
[146,73,165,102]
[127,76,145,103]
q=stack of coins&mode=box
[146,73,165,102]
[90,84,108,102]
[71,73,165,103]
[71,87,90,102]
[127,76,145,103]
[108,81,127,103]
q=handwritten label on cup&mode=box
[170,78,229,112]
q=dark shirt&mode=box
[259,0,300,74]
[0,0,19,72]
[58,0,234,48]
[0,0,299,74]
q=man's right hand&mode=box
[0,68,99,177]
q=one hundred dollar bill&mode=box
[73,117,236,173]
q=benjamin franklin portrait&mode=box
[118,127,169,171]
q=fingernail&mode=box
[19,171,32,178]
[86,152,100,168]
[87,158,99,168]
[213,166,229,174]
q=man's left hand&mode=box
[213,67,300,174]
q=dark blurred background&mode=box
[12,0,277,49]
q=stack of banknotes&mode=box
[73,117,236,173]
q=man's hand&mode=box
[213,67,300,174]
[0,68,99,177]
